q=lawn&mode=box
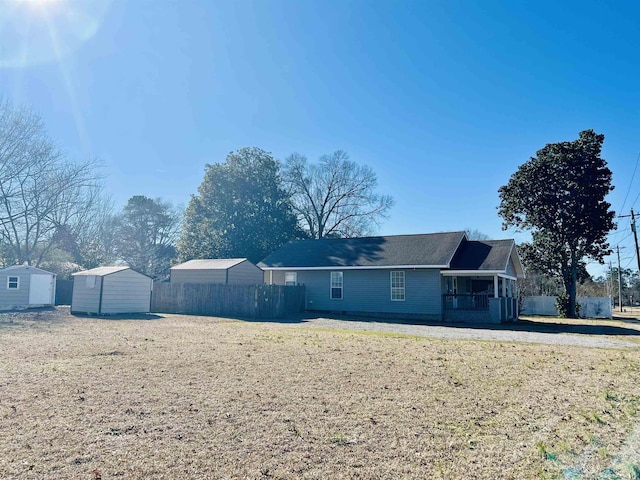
[0,308,639,479]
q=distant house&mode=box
[258,231,524,323]
[170,259,263,285]
[0,265,56,309]
[71,266,152,315]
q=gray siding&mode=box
[0,266,56,307]
[71,275,103,313]
[0,271,30,305]
[72,269,151,314]
[269,268,442,316]
[506,258,517,277]
[227,261,264,284]
[171,269,226,283]
[101,269,152,314]
[172,261,263,285]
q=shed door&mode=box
[29,274,53,304]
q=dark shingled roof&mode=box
[258,232,466,268]
[449,239,515,271]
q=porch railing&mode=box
[443,293,490,311]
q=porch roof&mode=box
[447,239,524,278]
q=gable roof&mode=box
[171,258,249,270]
[448,239,525,277]
[258,232,467,269]
[1,265,56,276]
[449,240,513,271]
[72,266,151,278]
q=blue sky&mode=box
[0,0,639,275]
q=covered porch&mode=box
[441,272,518,323]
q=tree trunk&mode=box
[568,261,578,318]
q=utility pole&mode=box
[617,245,623,313]
[631,209,640,276]
[609,261,613,299]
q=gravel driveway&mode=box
[298,316,639,349]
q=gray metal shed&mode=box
[71,266,152,315]
[170,258,264,285]
[0,265,56,309]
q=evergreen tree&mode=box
[179,147,299,263]
[498,130,615,317]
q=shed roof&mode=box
[171,258,250,270]
[1,265,56,276]
[258,232,467,269]
[72,266,148,277]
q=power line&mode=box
[632,190,640,211]
[619,152,640,213]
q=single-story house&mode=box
[170,258,263,285]
[258,231,525,323]
[0,265,56,309]
[71,266,153,315]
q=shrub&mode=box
[555,293,581,318]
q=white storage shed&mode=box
[71,266,152,315]
[170,258,263,285]
[0,265,56,309]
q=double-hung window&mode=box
[7,276,19,289]
[284,272,297,286]
[391,271,405,301]
[330,272,343,300]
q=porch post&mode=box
[501,276,506,297]
[493,275,498,298]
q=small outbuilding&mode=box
[170,258,263,285]
[71,266,152,315]
[0,265,56,309]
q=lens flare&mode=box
[0,0,113,68]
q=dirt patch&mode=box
[0,308,639,479]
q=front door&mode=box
[29,274,53,304]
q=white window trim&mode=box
[330,271,343,300]
[7,276,19,290]
[284,272,297,286]
[390,271,405,301]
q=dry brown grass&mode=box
[0,309,639,479]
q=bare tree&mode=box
[464,228,491,241]
[48,188,117,270]
[0,100,106,267]
[283,150,393,239]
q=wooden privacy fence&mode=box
[151,283,306,319]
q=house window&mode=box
[330,272,343,300]
[284,272,297,286]
[7,276,19,289]
[391,271,405,301]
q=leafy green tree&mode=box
[114,195,182,278]
[498,130,615,318]
[178,147,299,264]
